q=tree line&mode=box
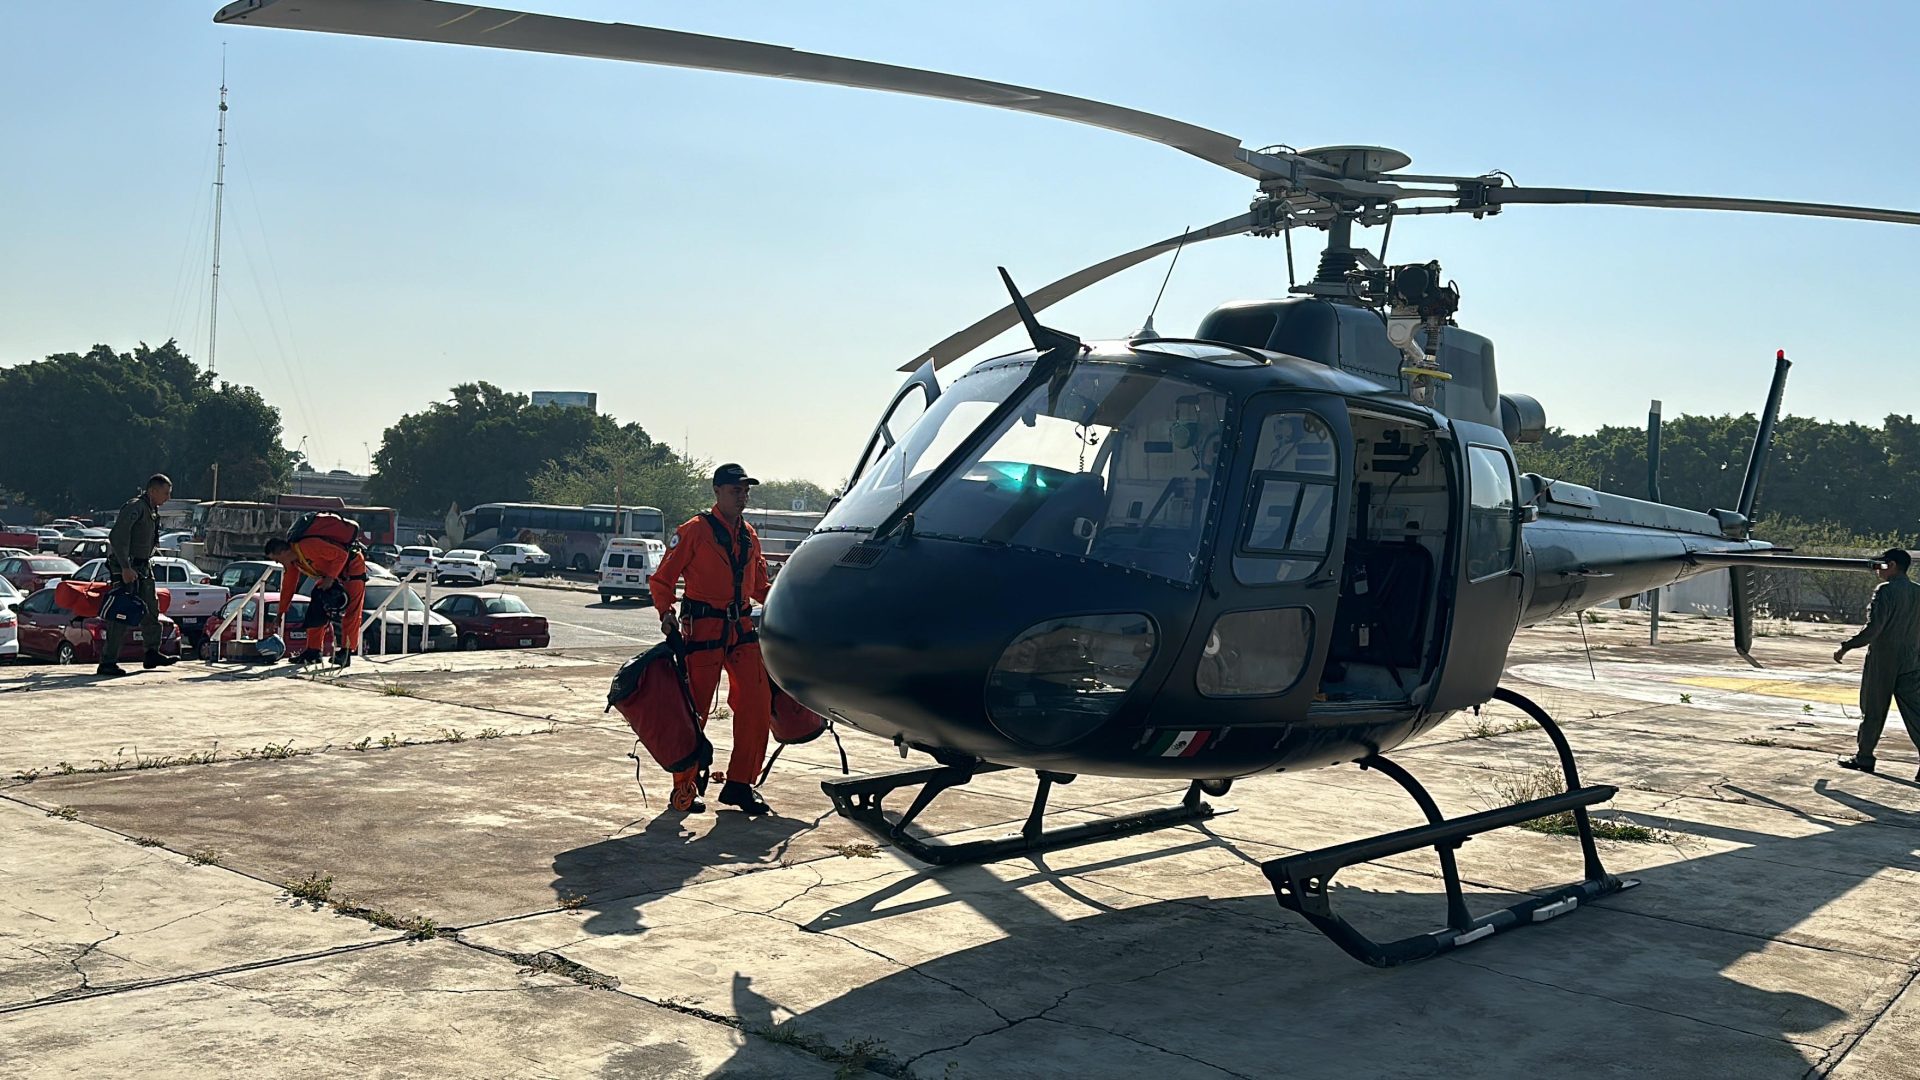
[1514,412,1920,540]
[0,341,290,511]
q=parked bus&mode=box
[743,507,823,577]
[195,497,396,571]
[461,502,665,571]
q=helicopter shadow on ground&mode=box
[686,782,1920,1078]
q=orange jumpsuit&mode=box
[650,511,773,787]
[280,539,368,655]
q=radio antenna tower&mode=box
[208,50,229,377]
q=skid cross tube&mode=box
[822,762,1218,867]
[1263,686,1636,967]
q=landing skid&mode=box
[1263,686,1638,966]
[821,762,1219,866]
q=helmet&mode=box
[255,635,286,661]
[101,587,147,627]
[311,584,349,619]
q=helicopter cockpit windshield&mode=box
[910,364,1228,584]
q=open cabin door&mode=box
[1421,422,1526,712]
[1181,394,1351,722]
[841,361,941,495]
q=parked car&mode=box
[66,539,111,564]
[217,560,284,598]
[485,543,551,576]
[202,593,333,661]
[435,549,498,586]
[429,591,550,650]
[69,557,227,647]
[11,585,181,664]
[31,527,64,552]
[54,528,110,556]
[0,547,32,560]
[0,555,78,593]
[156,531,195,553]
[598,538,666,603]
[358,582,456,653]
[392,546,442,579]
[364,543,401,568]
[0,576,22,659]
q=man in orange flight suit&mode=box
[651,463,774,815]
[264,535,368,667]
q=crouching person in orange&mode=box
[264,536,368,668]
[651,463,775,815]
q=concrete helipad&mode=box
[4,613,1920,1078]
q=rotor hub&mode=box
[1297,145,1412,179]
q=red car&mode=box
[429,591,550,650]
[0,555,78,594]
[11,585,181,664]
[201,593,334,661]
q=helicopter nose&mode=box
[760,532,1177,762]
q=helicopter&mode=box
[213,0,1917,967]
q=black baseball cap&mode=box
[712,463,759,487]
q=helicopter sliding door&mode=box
[1184,395,1350,722]
[1422,422,1526,711]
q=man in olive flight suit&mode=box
[98,473,178,676]
[1836,548,1920,777]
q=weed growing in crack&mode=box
[477,727,504,740]
[349,737,373,752]
[1679,693,1693,704]
[283,872,335,907]
[46,806,79,821]
[832,842,881,859]
[440,727,466,743]
[1465,716,1541,739]
[378,733,403,749]
[515,950,617,989]
[559,893,587,910]
[757,1022,895,1078]
[1737,735,1779,747]
[188,848,223,866]
[327,896,442,940]
[12,768,42,781]
[131,836,164,847]
[1477,766,1668,844]
[232,741,308,761]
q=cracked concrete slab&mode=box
[0,798,386,1009]
[0,938,844,1078]
[0,669,554,784]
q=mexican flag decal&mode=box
[1147,729,1211,758]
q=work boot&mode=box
[669,777,705,814]
[1838,756,1877,774]
[143,649,177,669]
[718,780,771,816]
[94,662,129,678]
[293,648,323,665]
[332,649,352,668]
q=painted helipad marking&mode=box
[1507,661,1862,725]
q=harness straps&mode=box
[681,512,756,656]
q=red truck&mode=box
[0,526,43,554]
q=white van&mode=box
[599,537,666,603]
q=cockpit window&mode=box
[1235,411,1340,585]
[821,363,1029,532]
[910,364,1228,584]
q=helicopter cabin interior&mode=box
[1318,409,1450,706]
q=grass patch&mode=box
[559,893,587,910]
[1482,766,1669,844]
[46,806,79,821]
[131,836,164,847]
[440,727,466,743]
[380,682,419,698]
[283,871,335,907]
[1583,612,1606,624]
[232,741,309,761]
[188,847,223,866]
[329,898,441,940]
[1465,716,1541,739]
[831,841,881,859]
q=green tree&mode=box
[754,477,836,512]
[526,425,710,527]
[0,340,289,511]
[368,383,619,515]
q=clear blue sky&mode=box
[3,1,1916,486]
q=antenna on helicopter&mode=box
[1131,226,1191,343]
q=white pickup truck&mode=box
[69,557,230,647]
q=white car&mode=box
[71,556,214,586]
[156,531,195,553]
[392,546,442,580]
[0,576,22,658]
[435,549,498,586]
[485,542,551,576]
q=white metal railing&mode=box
[361,566,435,658]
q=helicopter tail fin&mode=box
[1733,350,1792,529]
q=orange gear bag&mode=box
[606,637,714,775]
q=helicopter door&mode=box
[842,361,940,492]
[1186,396,1350,718]
[1422,425,1526,711]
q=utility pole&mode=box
[211,463,221,504]
[208,51,229,377]
[1647,399,1662,645]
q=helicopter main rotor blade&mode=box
[1485,186,1920,227]
[900,211,1264,372]
[212,0,1306,183]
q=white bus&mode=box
[744,507,824,575]
[461,502,666,572]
